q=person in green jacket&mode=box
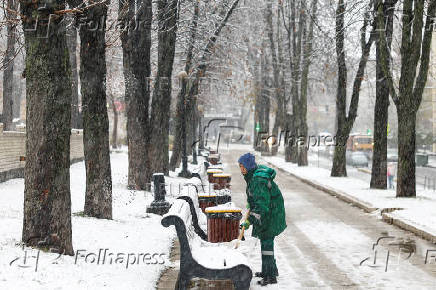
[238,153,287,286]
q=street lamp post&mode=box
[193,103,204,164]
[198,105,204,151]
[192,116,198,165]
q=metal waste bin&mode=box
[208,154,220,165]
[205,205,242,243]
[198,194,217,213]
[207,168,223,183]
[212,173,231,190]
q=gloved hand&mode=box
[240,220,250,230]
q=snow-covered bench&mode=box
[162,199,252,290]
[177,195,208,241]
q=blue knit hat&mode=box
[238,153,257,171]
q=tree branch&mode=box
[377,0,399,105]
[412,0,436,111]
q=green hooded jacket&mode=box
[244,165,287,239]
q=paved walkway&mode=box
[222,148,436,288]
[157,147,436,289]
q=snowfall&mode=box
[0,149,180,289]
[2,147,436,289]
[261,153,436,242]
[0,149,274,289]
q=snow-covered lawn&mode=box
[261,155,436,239]
[0,151,176,290]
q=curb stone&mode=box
[382,212,436,244]
[156,239,180,289]
[261,157,436,245]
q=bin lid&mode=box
[207,169,223,174]
[208,165,224,169]
[198,194,217,198]
[205,202,241,213]
[213,173,231,177]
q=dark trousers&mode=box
[261,238,278,277]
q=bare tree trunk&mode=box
[2,0,18,131]
[13,72,23,119]
[396,108,416,196]
[298,0,318,166]
[186,95,197,156]
[78,2,112,219]
[246,41,262,151]
[21,0,74,255]
[331,0,375,177]
[370,0,396,189]
[332,2,349,178]
[285,114,294,161]
[170,88,185,171]
[377,0,436,197]
[66,15,79,129]
[171,0,241,159]
[170,0,199,171]
[112,99,119,149]
[265,0,280,155]
[148,0,179,178]
[259,49,271,152]
[120,0,152,189]
[289,0,304,163]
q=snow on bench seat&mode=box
[162,198,252,289]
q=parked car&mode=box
[347,151,369,167]
[387,149,398,162]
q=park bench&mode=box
[162,199,252,290]
[177,193,208,241]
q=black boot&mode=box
[255,272,264,278]
[257,276,277,286]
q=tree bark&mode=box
[331,0,375,177]
[259,49,270,152]
[396,108,416,197]
[284,114,294,161]
[169,0,199,171]
[370,0,396,189]
[21,0,74,255]
[78,2,112,219]
[119,0,152,189]
[377,0,436,197]
[171,0,241,160]
[169,87,185,171]
[66,15,79,129]
[13,72,23,119]
[148,0,179,178]
[112,99,119,149]
[298,0,318,166]
[288,0,304,163]
[265,0,281,155]
[2,0,18,131]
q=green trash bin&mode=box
[416,153,428,167]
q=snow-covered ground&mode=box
[0,151,177,290]
[262,155,436,240]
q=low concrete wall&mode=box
[0,123,84,183]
